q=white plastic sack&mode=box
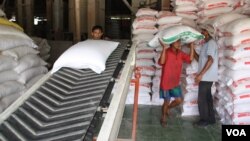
[137,49,156,59]
[1,46,39,60]
[132,16,157,29]
[52,40,119,74]
[0,81,24,98]
[0,71,19,83]
[198,7,233,17]
[157,14,182,25]
[219,18,250,36]
[136,8,158,17]
[176,12,198,20]
[224,69,250,83]
[223,57,250,70]
[14,54,47,74]
[18,66,48,84]
[181,18,196,28]
[136,58,154,67]
[132,26,158,35]
[0,25,30,39]
[175,5,198,12]
[0,34,37,51]
[132,34,154,43]
[0,55,18,72]
[212,13,247,29]
[218,32,250,47]
[174,0,197,6]
[224,44,250,59]
[198,0,233,9]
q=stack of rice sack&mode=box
[171,0,198,29]
[0,18,48,113]
[215,16,250,124]
[126,8,158,105]
[197,0,234,29]
[32,37,51,61]
[181,45,200,116]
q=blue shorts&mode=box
[160,86,182,101]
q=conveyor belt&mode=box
[0,40,130,141]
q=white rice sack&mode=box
[224,69,250,83]
[129,83,152,93]
[157,13,182,25]
[0,25,29,39]
[0,92,21,113]
[0,81,25,98]
[0,71,19,83]
[229,79,250,96]
[18,66,48,84]
[0,55,18,72]
[219,18,250,36]
[158,23,182,31]
[136,58,154,67]
[138,75,152,84]
[212,13,247,29]
[175,5,198,12]
[198,0,233,9]
[25,74,44,89]
[14,54,47,74]
[198,7,233,17]
[132,34,154,43]
[181,18,196,28]
[0,34,37,51]
[218,32,250,47]
[183,92,198,102]
[224,44,250,59]
[234,103,250,113]
[52,40,119,74]
[136,8,158,17]
[174,0,197,6]
[138,66,156,76]
[233,112,250,125]
[137,49,156,59]
[132,26,158,35]
[1,46,39,60]
[176,12,198,20]
[223,57,250,70]
[161,25,204,44]
[132,16,157,29]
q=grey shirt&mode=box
[198,39,218,82]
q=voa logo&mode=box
[226,129,247,136]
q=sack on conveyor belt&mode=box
[52,40,119,74]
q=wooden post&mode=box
[16,0,23,27]
[74,0,81,43]
[53,0,63,40]
[68,0,75,34]
[87,0,97,38]
[25,0,34,35]
[46,0,53,39]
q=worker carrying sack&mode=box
[161,25,204,44]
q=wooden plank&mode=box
[16,0,23,27]
[25,0,33,35]
[46,0,53,39]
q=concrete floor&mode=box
[118,105,221,141]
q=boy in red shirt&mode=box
[159,39,194,127]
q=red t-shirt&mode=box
[159,48,191,90]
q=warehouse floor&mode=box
[117,105,221,141]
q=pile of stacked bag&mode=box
[127,8,158,105]
[128,8,205,110]
[210,14,250,124]
[0,14,48,113]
